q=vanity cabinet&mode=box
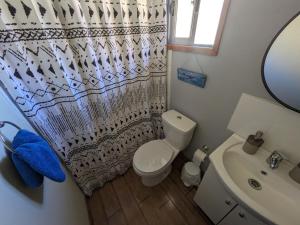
[218,205,267,225]
[193,165,237,224]
[194,165,269,225]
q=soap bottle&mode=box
[243,131,264,154]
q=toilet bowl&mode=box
[133,110,196,186]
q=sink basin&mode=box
[210,134,300,225]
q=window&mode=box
[168,0,230,55]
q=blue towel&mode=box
[11,129,65,187]
[10,151,44,188]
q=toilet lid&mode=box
[133,140,174,173]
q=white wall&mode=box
[228,94,300,165]
[169,0,300,158]
[0,88,90,225]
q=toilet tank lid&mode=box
[162,110,196,133]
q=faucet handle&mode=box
[273,150,288,160]
[270,150,287,160]
[268,151,279,162]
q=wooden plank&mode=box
[112,175,148,225]
[139,196,164,225]
[87,164,211,225]
[186,188,198,206]
[150,184,170,207]
[86,191,108,225]
[108,210,128,225]
[124,169,152,204]
[169,168,193,195]
[125,168,169,206]
[167,44,218,56]
[158,200,188,225]
[212,0,231,56]
[139,183,170,225]
[85,198,95,225]
[186,188,213,225]
[100,182,121,218]
[160,177,208,225]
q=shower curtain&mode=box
[0,0,167,195]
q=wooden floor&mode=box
[86,155,212,225]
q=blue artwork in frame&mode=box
[177,68,207,88]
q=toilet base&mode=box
[141,165,172,187]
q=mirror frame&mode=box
[261,11,300,113]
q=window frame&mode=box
[167,0,231,56]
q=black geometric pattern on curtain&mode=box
[0,0,167,195]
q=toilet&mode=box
[133,110,196,186]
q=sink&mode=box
[210,134,300,225]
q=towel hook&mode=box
[0,120,21,153]
[0,131,15,153]
[0,121,21,130]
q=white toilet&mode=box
[133,110,196,186]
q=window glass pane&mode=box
[175,0,194,38]
[194,0,224,46]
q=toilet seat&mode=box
[133,140,174,176]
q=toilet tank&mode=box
[162,110,196,150]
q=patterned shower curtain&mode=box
[0,0,167,195]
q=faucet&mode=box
[266,151,286,169]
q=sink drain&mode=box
[248,178,262,190]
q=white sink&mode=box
[210,134,300,225]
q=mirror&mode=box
[262,12,300,113]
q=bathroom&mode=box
[0,0,300,225]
